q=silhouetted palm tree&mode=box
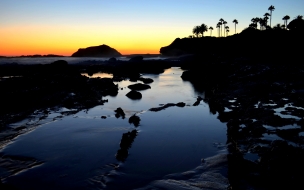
[260,18,267,30]
[264,13,271,26]
[226,29,230,36]
[251,17,259,29]
[273,23,284,30]
[249,23,257,29]
[232,19,238,34]
[268,5,275,27]
[258,18,265,30]
[223,21,227,36]
[193,26,200,37]
[282,15,290,30]
[225,26,229,36]
[219,18,224,37]
[263,16,269,29]
[216,23,221,37]
[199,24,208,37]
[209,26,214,36]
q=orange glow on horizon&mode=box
[0,23,186,57]
[0,48,161,57]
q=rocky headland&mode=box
[71,44,122,57]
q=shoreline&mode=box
[1,55,304,189]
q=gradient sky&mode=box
[1,0,303,56]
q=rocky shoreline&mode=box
[1,51,304,189]
[180,55,304,189]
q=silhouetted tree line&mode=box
[190,5,303,38]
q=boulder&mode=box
[129,114,141,127]
[115,107,125,118]
[128,83,151,91]
[129,56,143,62]
[108,57,117,62]
[126,90,142,100]
[50,60,68,66]
[138,77,154,84]
[176,102,186,107]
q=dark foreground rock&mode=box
[149,102,187,112]
[181,55,304,189]
[126,90,142,100]
[138,77,154,84]
[129,114,140,127]
[115,130,138,162]
[114,107,125,119]
[129,56,143,62]
[128,83,151,91]
[0,62,119,128]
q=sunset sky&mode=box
[1,0,303,56]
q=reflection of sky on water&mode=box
[1,67,226,189]
[81,72,113,78]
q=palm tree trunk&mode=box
[235,24,236,34]
[223,25,225,37]
[270,11,272,27]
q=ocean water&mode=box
[0,56,167,65]
[0,67,228,189]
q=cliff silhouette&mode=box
[71,44,121,57]
[160,28,303,64]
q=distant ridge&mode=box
[71,44,121,57]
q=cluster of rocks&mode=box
[0,60,119,128]
[181,57,304,189]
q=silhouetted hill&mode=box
[0,55,64,58]
[160,29,303,64]
[71,44,121,57]
[19,54,65,58]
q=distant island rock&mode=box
[71,44,122,57]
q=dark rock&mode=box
[129,73,141,82]
[129,114,141,127]
[101,116,107,119]
[138,77,154,84]
[50,60,68,66]
[71,44,121,57]
[193,96,203,106]
[149,103,177,112]
[176,102,186,107]
[126,90,142,100]
[115,130,138,162]
[129,56,143,62]
[114,107,125,119]
[181,70,192,81]
[108,57,117,62]
[128,83,151,91]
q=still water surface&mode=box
[1,67,227,189]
